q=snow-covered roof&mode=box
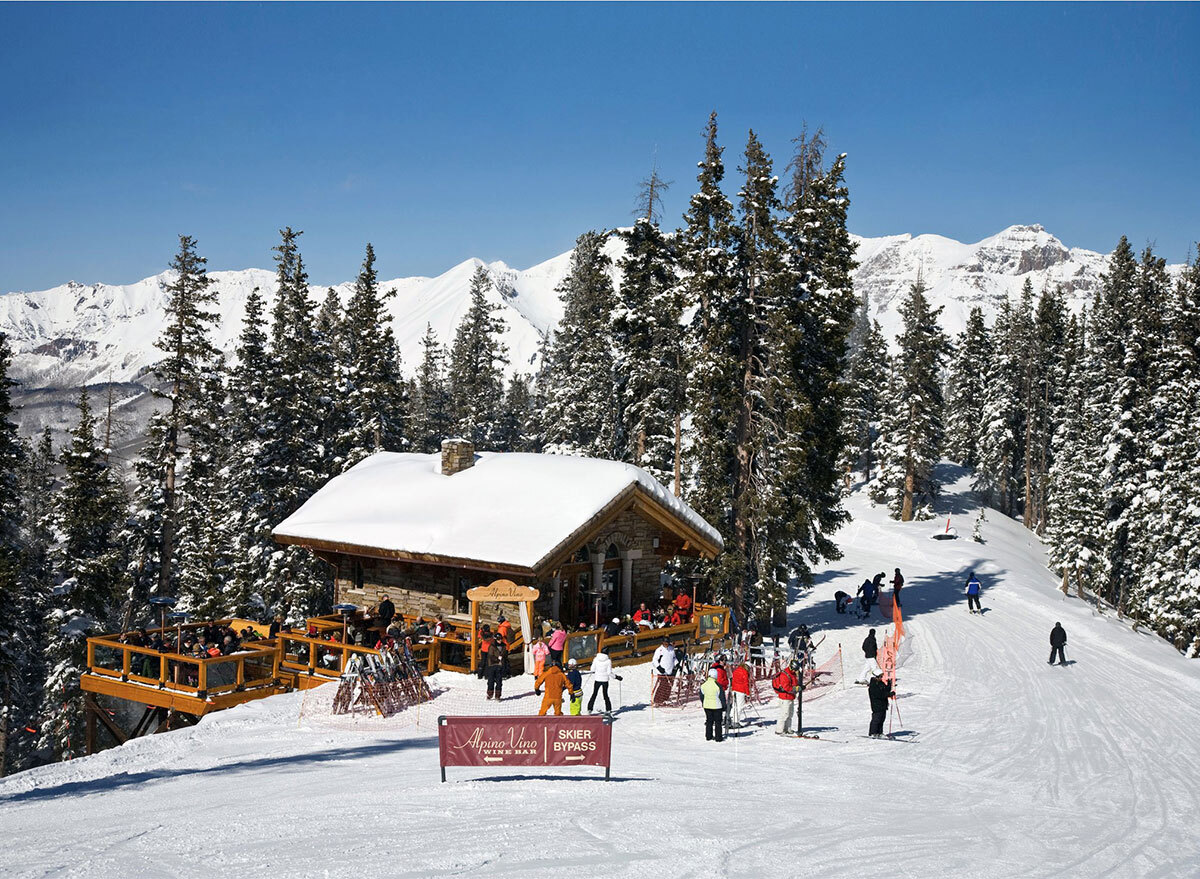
[272,451,723,574]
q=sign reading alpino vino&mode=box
[438,715,613,781]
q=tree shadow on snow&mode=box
[0,735,440,804]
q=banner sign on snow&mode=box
[438,715,612,781]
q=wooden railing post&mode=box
[236,658,245,689]
[86,639,95,671]
[308,641,316,674]
[121,646,131,680]
[198,659,208,694]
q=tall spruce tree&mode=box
[449,265,508,447]
[0,333,26,775]
[410,324,454,453]
[974,297,1026,516]
[842,317,889,481]
[945,306,991,468]
[39,390,128,760]
[871,277,949,520]
[342,244,407,464]
[540,233,619,458]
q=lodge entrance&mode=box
[558,544,622,629]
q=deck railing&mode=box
[85,636,278,699]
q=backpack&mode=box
[772,670,792,695]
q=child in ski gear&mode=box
[868,666,893,737]
[566,658,583,715]
[730,662,751,727]
[535,662,570,716]
[966,572,982,613]
[1049,623,1067,665]
[834,590,851,614]
[891,568,904,609]
[858,629,878,683]
[531,637,550,692]
[485,633,507,700]
[773,662,799,735]
[700,669,726,741]
[587,647,619,714]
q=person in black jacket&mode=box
[373,595,396,630]
[857,628,878,683]
[891,568,904,609]
[1049,623,1067,665]
[485,633,508,700]
[867,667,894,737]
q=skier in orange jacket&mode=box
[535,662,573,716]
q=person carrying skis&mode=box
[730,661,751,728]
[857,628,878,684]
[700,669,726,742]
[1049,622,1067,665]
[891,568,904,610]
[587,647,621,714]
[535,661,570,716]
[867,665,894,738]
[485,633,508,700]
[772,661,799,736]
[566,658,583,715]
[965,572,982,614]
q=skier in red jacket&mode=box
[730,662,751,728]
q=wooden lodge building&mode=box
[272,439,724,630]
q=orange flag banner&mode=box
[892,593,905,638]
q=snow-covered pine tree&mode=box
[945,306,990,468]
[39,390,129,761]
[842,317,889,482]
[448,265,509,447]
[258,228,332,620]
[495,374,538,453]
[767,136,858,589]
[175,358,239,619]
[410,324,454,453]
[613,215,683,485]
[1137,249,1200,654]
[870,276,949,521]
[223,285,275,616]
[974,294,1028,517]
[0,332,26,775]
[8,429,55,773]
[540,232,619,459]
[1027,285,1067,533]
[342,244,407,465]
[312,286,351,473]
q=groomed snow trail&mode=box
[2,469,1198,878]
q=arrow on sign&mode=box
[484,756,503,763]
[564,755,586,762]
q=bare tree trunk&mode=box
[673,414,682,498]
[1023,411,1034,530]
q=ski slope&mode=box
[3,467,1199,878]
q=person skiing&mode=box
[730,662,751,728]
[1049,622,1067,665]
[834,590,851,614]
[535,661,570,716]
[587,647,621,714]
[857,628,878,683]
[867,665,894,738]
[700,669,726,742]
[965,572,982,614]
[485,633,507,700]
[566,658,583,715]
[772,661,799,736]
[891,568,904,610]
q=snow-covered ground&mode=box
[3,468,1199,878]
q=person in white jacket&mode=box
[653,639,677,675]
[586,647,622,713]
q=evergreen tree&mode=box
[871,277,949,520]
[974,298,1025,516]
[540,233,619,458]
[945,306,991,468]
[410,324,454,453]
[613,216,684,485]
[313,286,350,473]
[495,374,538,453]
[842,317,889,481]
[342,244,407,464]
[1027,285,1067,533]
[449,265,508,447]
[39,390,128,761]
[0,333,26,775]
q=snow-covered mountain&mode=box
[0,225,1160,444]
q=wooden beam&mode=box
[271,534,538,577]
[84,693,128,747]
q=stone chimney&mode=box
[440,438,476,475]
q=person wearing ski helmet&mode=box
[965,572,982,614]
[700,668,726,742]
[772,661,799,736]
[867,665,894,738]
[566,658,583,715]
[1049,622,1067,665]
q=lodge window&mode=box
[353,560,364,591]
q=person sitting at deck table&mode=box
[604,617,622,638]
[432,614,448,637]
[668,607,684,627]
[633,603,653,626]
[371,594,396,630]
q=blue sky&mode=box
[1,2,1197,291]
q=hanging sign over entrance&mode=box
[466,580,540,603]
